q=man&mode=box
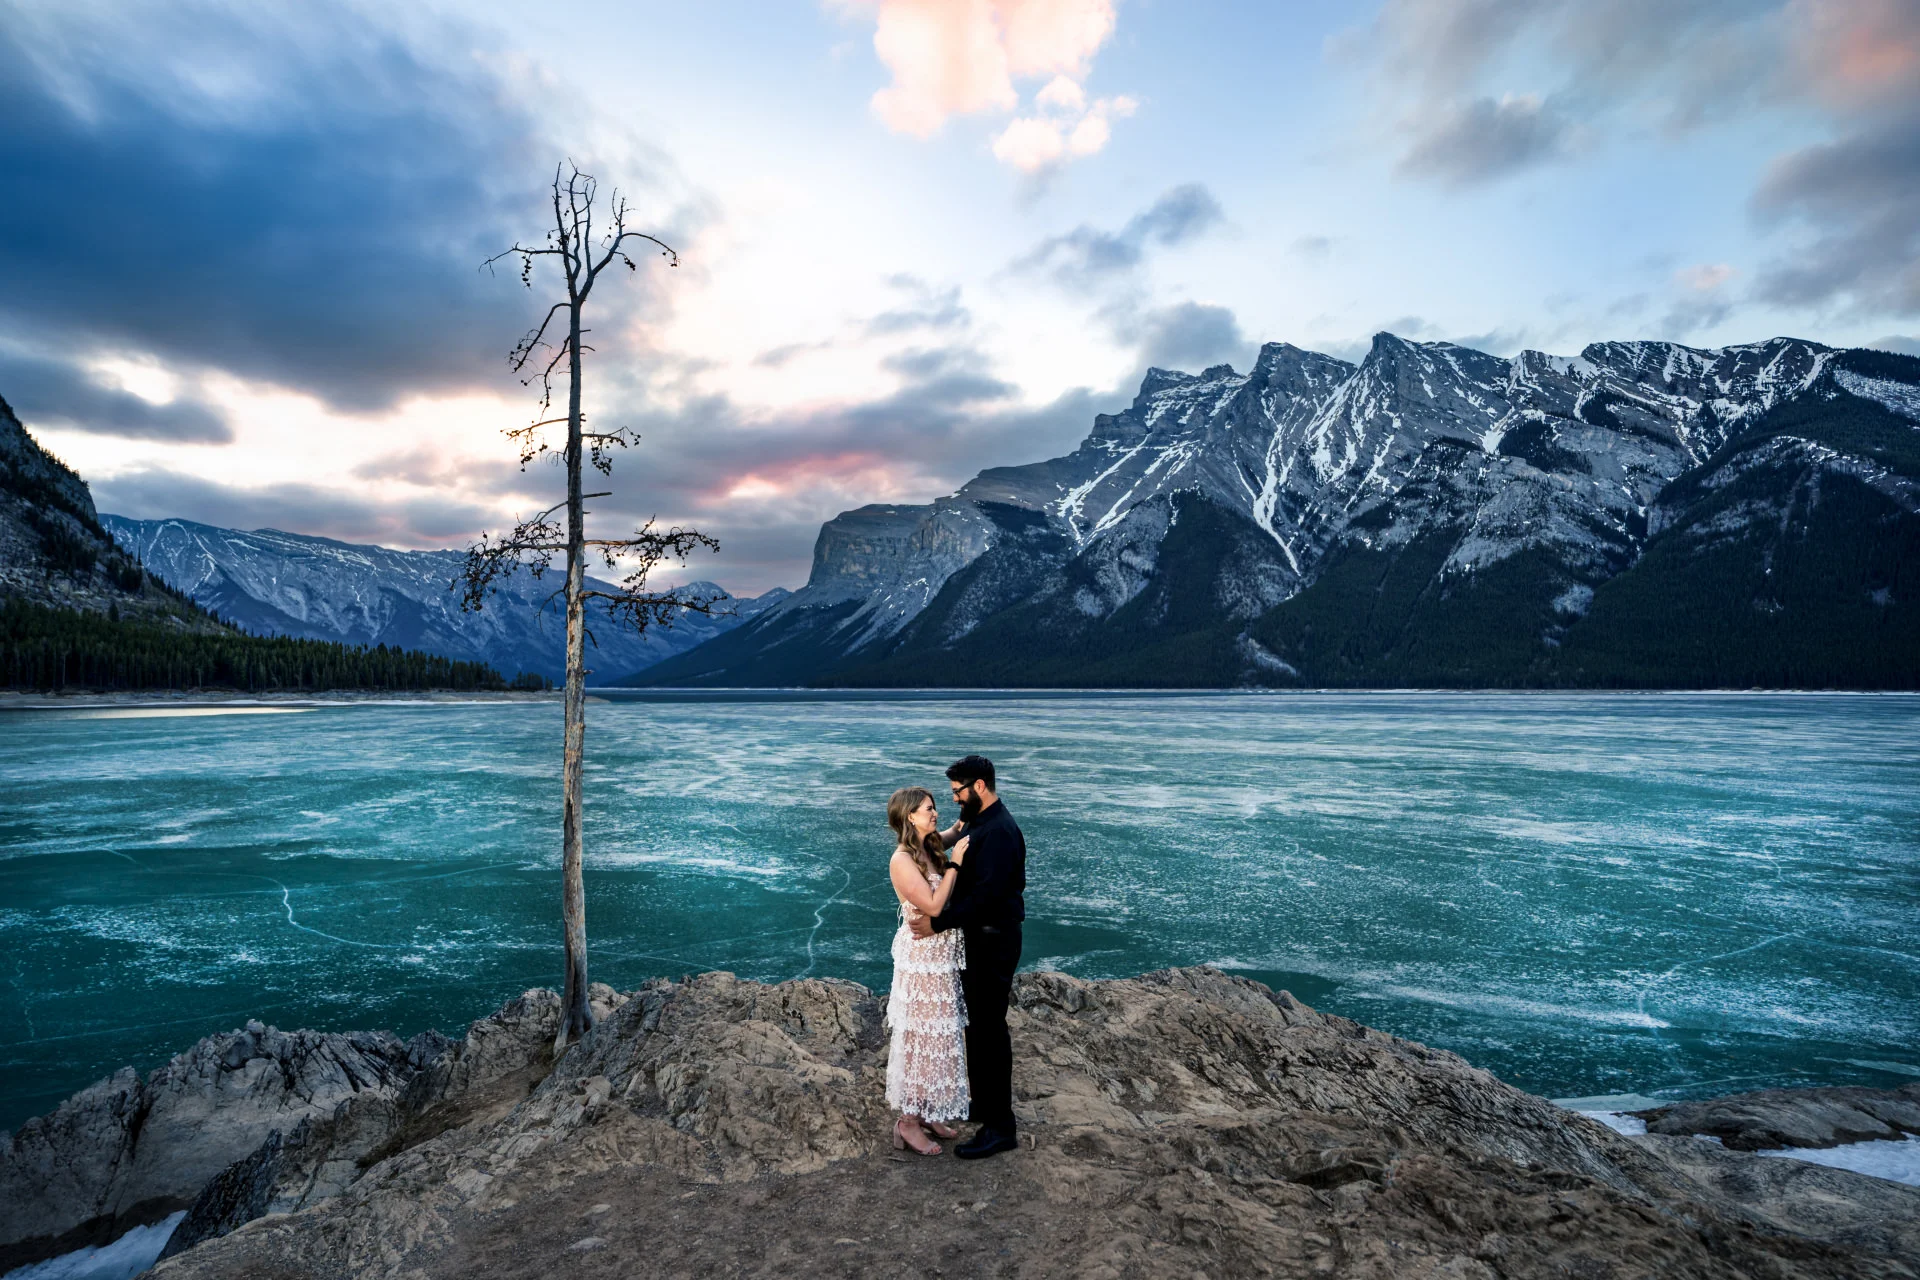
[911,754,1024,1159]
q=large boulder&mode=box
[1635,1083,1920,1151]
[154,985,626,1261]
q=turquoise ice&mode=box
[1,692,1915,1132]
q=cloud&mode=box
[752,340,834,369]
[1661,262,1739,337]
[841,0,1128,170]
[1676,263,1737,293]
[1751,111,1920,316]
[865,277,973,335]
[1011,184,1225,290]
[569,359,1102,592]
[1315,317,1534,364]
[1290,235,1335,262]
[990,88,1136,175]
[1396,93,1573,186]
[1350,0,1920,327]
[1868,335,1920,357]
[1120,302,1248,376]
[1352,0,1785,144]
[0,6,658,414]
[0,347,231,443]
[1791,0,1920,112]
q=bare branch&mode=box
[506,303,571,374]
[592,228,679,280]
[470,156,715,1052]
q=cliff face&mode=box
[3,969,1906,1278]
[0,393,196,621]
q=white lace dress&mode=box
[885,865,970,1122]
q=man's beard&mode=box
[958,793,984,822]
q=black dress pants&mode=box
[960,925,1021,1132]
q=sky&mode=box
[2,0,1916,596]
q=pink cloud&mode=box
[1676,263,1735,292]
[1790,0,1920,110]
[841,0,1127,169]
[992,91,1136,174]
[707,449,905,504]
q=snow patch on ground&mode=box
[1555,1103,1920,1187]
[1835,369,1920,422]
[2,1213,185,1280]
[1757,1134,1920,1186]
[1573,1109,1649,1136]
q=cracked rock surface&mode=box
[136,968,1915,1279]
[0,1019,445,1268]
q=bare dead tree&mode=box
[459,161,721,1051]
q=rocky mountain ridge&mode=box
[0,395,212,627]
[630,333,1918,689]
[102,516,789,684]
[2,969,1915,1277]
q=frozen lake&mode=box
[2,690,1916,1133]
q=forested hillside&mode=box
[1,598,515,692]
[0,394,518,693]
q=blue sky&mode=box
[3,0,1916,594]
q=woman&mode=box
[884,785,971,1156]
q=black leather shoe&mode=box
[955,1127,1018,1160]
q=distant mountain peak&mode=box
[95,516,782,682]
[630,329,1919,691]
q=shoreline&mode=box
[0,688,561,710]
[6,686,1918,708]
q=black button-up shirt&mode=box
[931,799,1026,933]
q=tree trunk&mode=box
[556,300,592,1052]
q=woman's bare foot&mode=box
[925,1120,960,1139]
[893,1116,941,1156]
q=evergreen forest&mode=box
[1,598,515,693]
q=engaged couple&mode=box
[884,754,1025,1160]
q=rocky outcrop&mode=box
[153,985,627,1262]
[1635,1083,1920,1151]
[132,968,1916,1280]
[1630,1131,1920,1261]
[0,1020,447,1270]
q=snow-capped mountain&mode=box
[631,332,1918,689]
[100,516,786,683]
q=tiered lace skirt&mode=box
[885,920,969,1121]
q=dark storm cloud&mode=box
[1751,113,1920,317]
[1355,0,1783,152]
[95,468,492,547]
[0,7,607,413]
[1356,0,1920,327]
[1010,184,1225,290]
[0,348,232,443]
[1119,302,1248,375]
[1396,94,1572,186]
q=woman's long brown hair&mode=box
[886,786,947,878]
